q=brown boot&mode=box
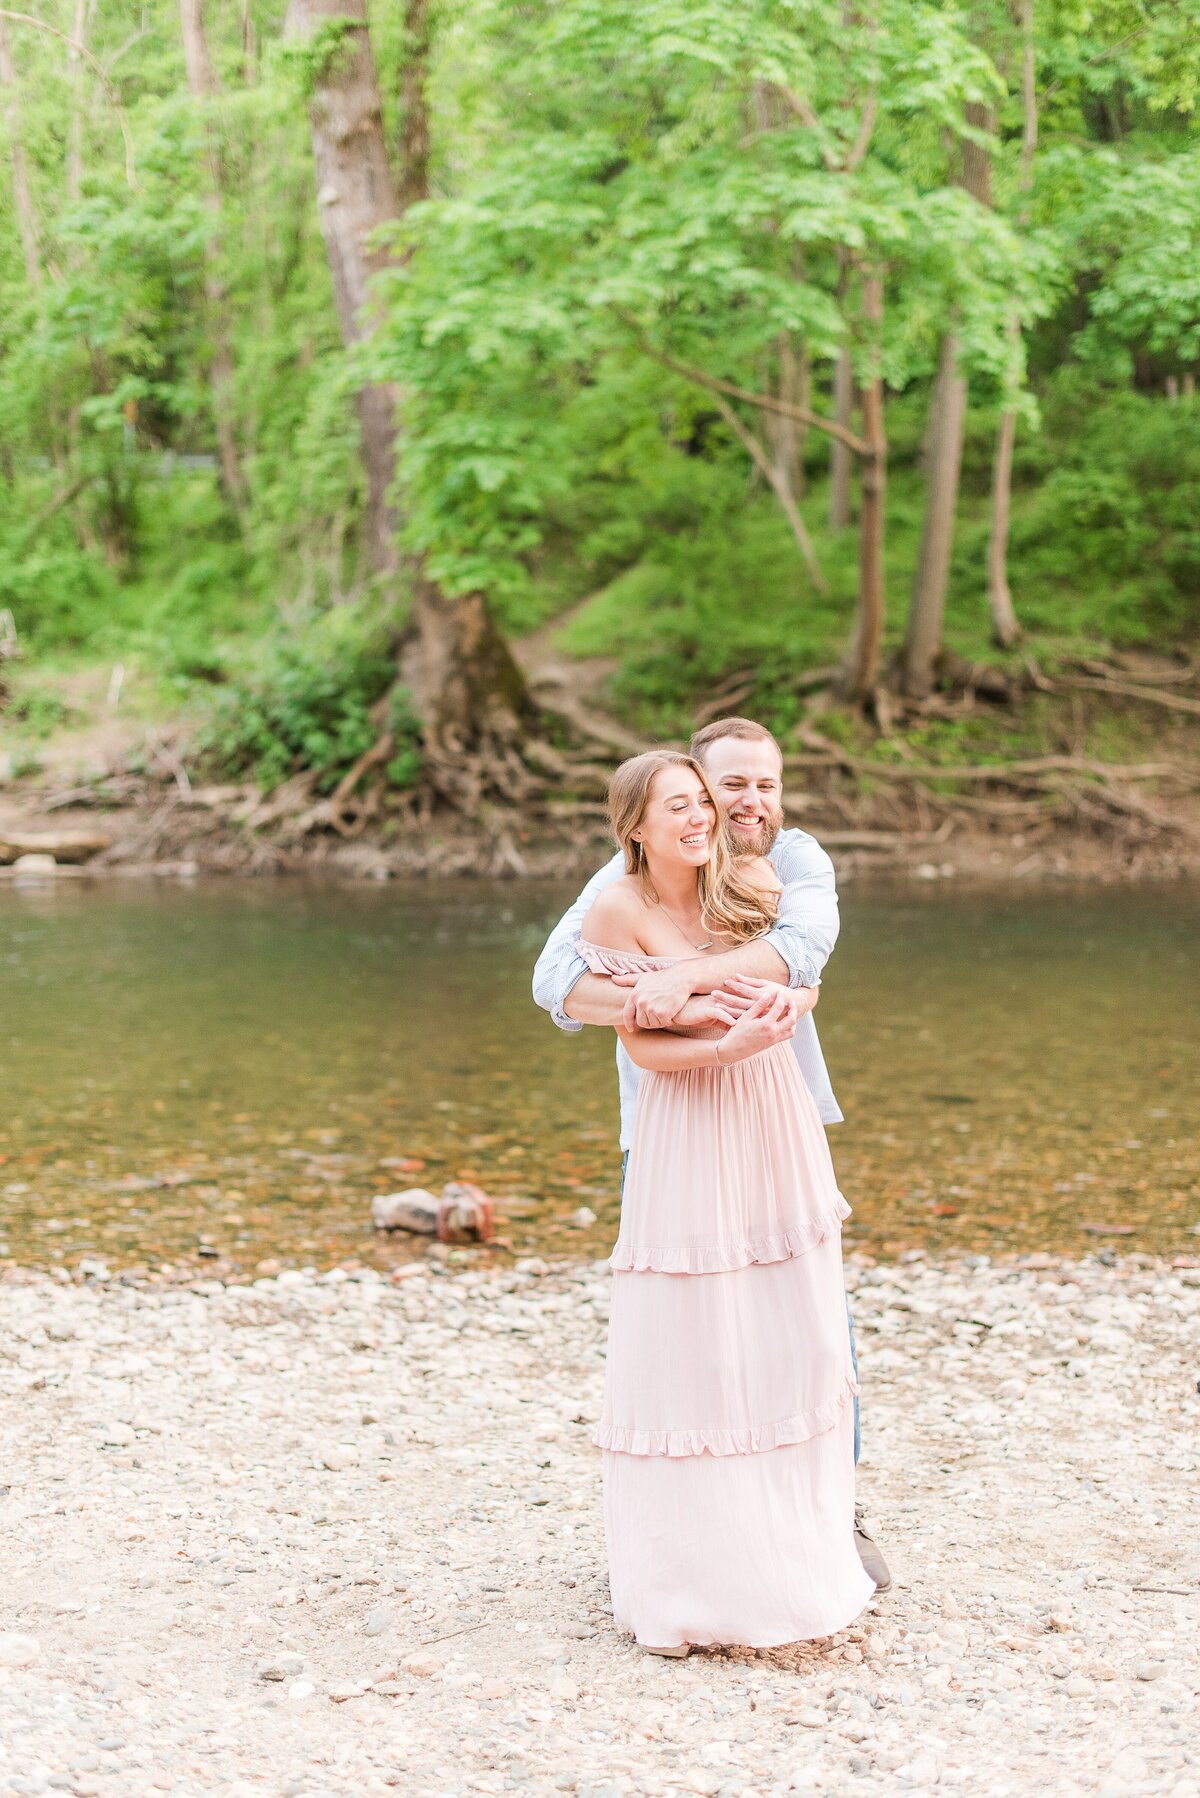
[854,1507,892,1592]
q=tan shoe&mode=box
[854,1507,892,1591]
[642,1642,690,1658]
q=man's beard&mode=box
[726,806,783,859]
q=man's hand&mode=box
[616,965,701,1031]
[720,975,819,1023]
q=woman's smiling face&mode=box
[632,766,718,871]
[697,735,785,858]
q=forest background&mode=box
[0,0,1198,868]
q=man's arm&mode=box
[531,852,625,1032]
[760,830,840,990]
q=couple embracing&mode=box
[533,717,890,1656]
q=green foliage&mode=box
[998,386,1200,643]
[0,0,1197,779]
[372,0,1041,608]
[195,621,395,795]
[383,687,424,790]
[3,680,73,738]
[280,18,360,99]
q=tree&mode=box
[902,101,996,698]
[285,0,536,800]
[179,0,249,523]
[986,0,1036,650]
[374,0,1026,707]
[840,271,886,698]
[0,11,40,288]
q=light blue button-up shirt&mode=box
[531,828,844,1150]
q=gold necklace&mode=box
[657,899,712,953]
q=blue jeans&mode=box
[620,1152,861,1466]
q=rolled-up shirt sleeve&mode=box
[765,833,840,990]
[531,852,626,1031]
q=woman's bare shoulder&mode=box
[581,876,649,951]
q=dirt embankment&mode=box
[3,649,1200,884]
[2,764,1198,886]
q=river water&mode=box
[1,877,1197,1273]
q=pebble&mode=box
[0,1254,1195,1796]
[257,1654,304,1682]
[321,1444,359,1471]
[401,1652,445,1678]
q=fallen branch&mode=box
[0,828,112,864]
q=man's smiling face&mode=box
[696,734,785,858]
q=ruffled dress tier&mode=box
[581,942,874,1649]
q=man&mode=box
[532,716,891,1591]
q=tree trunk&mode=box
[398,0,431,211]
[902,332,967,696]
[987,343,1021,647]
[829,346,854,529]
[65,0,93,206]
[400,579,538,800]
[840,274,886,700]
[286,0,537,792]
[285,0,402,569]
[986,2,1035,648]
[903,99,995,691]
[767,336,808,503]
[0,14,41,288]
[180,0,249,525]
[241,0,257,84]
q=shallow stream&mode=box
[1,877,1196,1272]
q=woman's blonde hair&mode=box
[607,750,778,945]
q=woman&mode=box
[581,750,873,1654]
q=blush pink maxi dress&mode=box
[582,942,874,1649]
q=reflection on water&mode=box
[1,877,1197,1273]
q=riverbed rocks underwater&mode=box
[0,1252,1197,1797]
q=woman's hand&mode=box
[715,984,801,1064]
[719,975,819,1023]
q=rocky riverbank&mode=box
[1,1252,1197,1795]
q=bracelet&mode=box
[714,1037,726,1068]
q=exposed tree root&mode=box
[785,724,1200,844]
[1052,672,1200,717]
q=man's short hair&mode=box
[689,716,783,765]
